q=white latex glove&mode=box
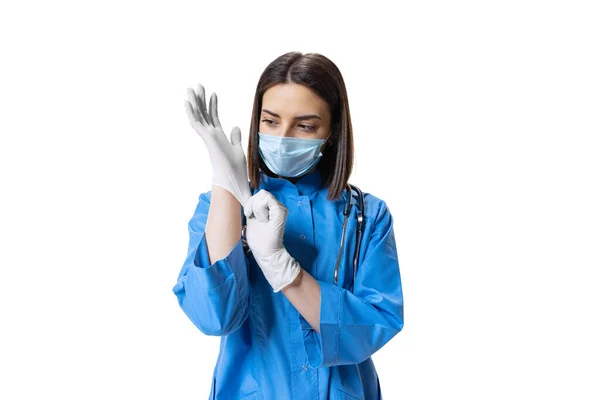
[184,83,252,206]
[244,190,301,292]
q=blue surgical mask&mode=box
[258,132,330,178]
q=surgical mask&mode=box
[258,131,330,178]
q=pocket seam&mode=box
[239,389,261,399]
[336,388,361,400]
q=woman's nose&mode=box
[277,125,293,138]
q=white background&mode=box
[1,0,599,399]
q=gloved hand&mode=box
[244,190,301,292]
[184,83,252,206]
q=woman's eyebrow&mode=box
[262,109,322,120]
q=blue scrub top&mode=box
[172,168,404,400]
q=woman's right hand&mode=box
[184,83,252,206]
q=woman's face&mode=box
[259,83,332,141]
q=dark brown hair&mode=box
[247,51,354,201]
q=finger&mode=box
[243,196,255,218]
[196,83,211,126]
[258,189,279,207]
[185,100,211,143]
[205,94,213,126]
[186,88,205,125]
[184,100,205,136]
[252,198,270,222]
[255,189,284,222]
[269,204,288,223]
[262,193,287,221]
[184,100,197,123]
[230,126,242,147]
[209,92,222,129]
[247,190,270,222]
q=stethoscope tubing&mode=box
[333,184,365,293]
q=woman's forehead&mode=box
[262,83,329,117]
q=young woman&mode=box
[172,51,404,400]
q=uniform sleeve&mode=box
[171,191,250,336]
[300,202,404,367]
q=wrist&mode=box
[258,249,301,293]
[274,262,302,293]
[281,268,303,291]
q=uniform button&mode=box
[297,201,302,206]
[300,234,306,240]
[302,365,308,372]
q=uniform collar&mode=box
[259,167,324,196]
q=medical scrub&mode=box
[172,168,404,400]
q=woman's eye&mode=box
[299,125,316,131]
[261,119,276,125]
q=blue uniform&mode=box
[172,168,404,399]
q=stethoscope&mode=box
[241,183,365,293]
[335,184,365,293]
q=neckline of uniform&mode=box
[259,168,324,196]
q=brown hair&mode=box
[247,51,354,201]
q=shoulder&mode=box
[358,190,397,245]
[188,190,213,220]
[360,190,393,223]
[199,190,212,204]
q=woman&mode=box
[172,51,404,400]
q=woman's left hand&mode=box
[244,190,301,292]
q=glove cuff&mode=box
[257,248,301,293]
[211,174,251,206]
